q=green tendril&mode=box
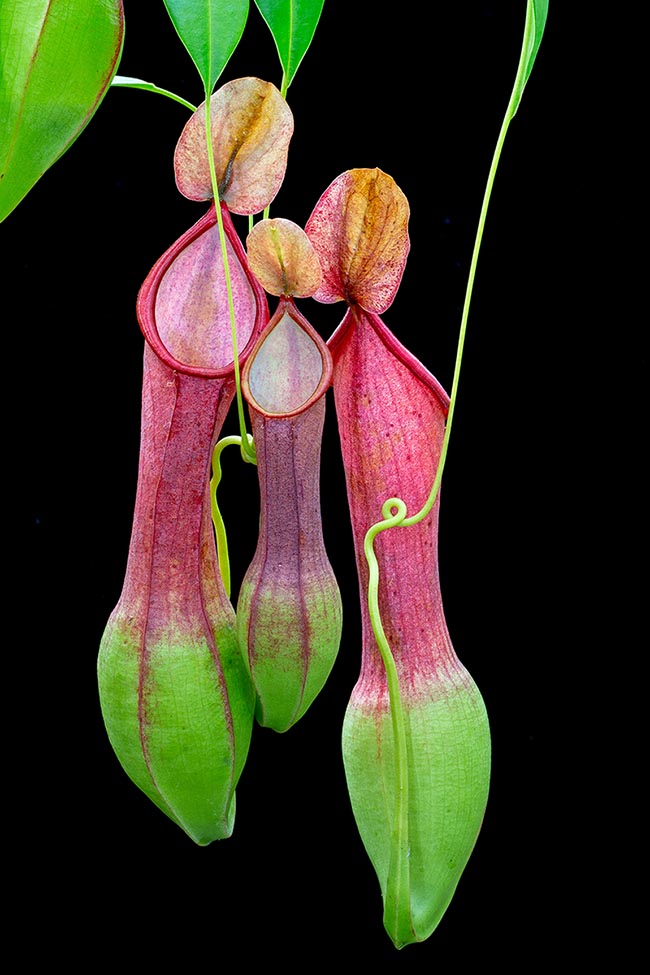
[211,434,255,596]
[262,76,289,222]
[204,96,256,466]
[363,0,544,921]
[362,503,411,930]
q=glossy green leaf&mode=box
[0,0,124,223]
[254,0,325,91]
[525,0,549,86]
[162,0,250,94]
[511,0,549,116]
[111,75,197,113]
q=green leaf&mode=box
[162,0,250,95]
[0,0,125,223]
[111,75,197,112]
[254,0,325,91]
[511,0,549,117]
[524,0,549,86]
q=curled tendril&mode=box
[211,433,255,597]
[381,497,407,522]
[363,503,411,928]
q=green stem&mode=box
[363,502,411,932]
[211,434,255,596]
[204,95,256,465]
[363,0,539,920]
[377,2,536,542]
[262,73,289,222]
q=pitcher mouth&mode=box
[241,296,334,419]
[136,202,268,379]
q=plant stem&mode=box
[363,504,411,927]
[210,435,247,596]
[204,94,256,465]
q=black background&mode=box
[7,1,637,967]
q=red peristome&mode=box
[242,296,333,417]
[137,202,267,377]
[329,306,463,701]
